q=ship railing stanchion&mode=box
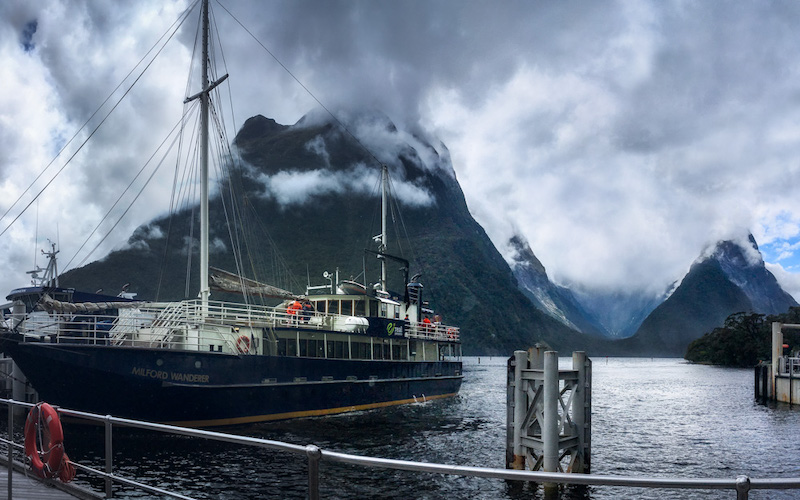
[306,444,321,500]
[105,414,114,498]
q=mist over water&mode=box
[33,358,800,498]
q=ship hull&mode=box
[0,333,462,426]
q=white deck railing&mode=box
[11,298,460,347]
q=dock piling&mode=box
[506,346,592,487]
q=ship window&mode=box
[380,302,387,318]
[278,338,298,357]
[341,300,353,316]
[392,342,401,361]
[326,340,347,359]
[316,339,324,358]
[316,301,327,314]
[298,339,324,358]
[371,340,391,360]
[354,300,365,316]
[352,342,369,359]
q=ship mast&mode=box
[199,0,210,306]
[185,0,227,308]
[380,164,388,293]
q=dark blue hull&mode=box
[0,334,462,426]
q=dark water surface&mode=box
[29,358,800,498]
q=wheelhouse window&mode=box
[341,300,353,316]
[327,300,339,315]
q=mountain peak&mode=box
[509,234,546,275]
[236,115,288,143]
[706,234,796,315]
[708,234,762,269]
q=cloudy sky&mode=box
[3,0,800,301]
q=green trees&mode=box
[685,307,800,367]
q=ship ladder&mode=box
[148,304,188,347]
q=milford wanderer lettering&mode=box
[131,367,209,383]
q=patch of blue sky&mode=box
[761,236,800,272]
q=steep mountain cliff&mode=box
[60,111,600,355]
[509,235,609,337]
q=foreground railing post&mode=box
[736,475,750,500]
[7,401,13,500]
[306,444,321,500]
[105,415,113,498]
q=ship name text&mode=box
[131,367,210,383]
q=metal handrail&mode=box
[2,398,798,499]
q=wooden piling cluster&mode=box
[506,346,591,480]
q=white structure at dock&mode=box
[755,322,800,403]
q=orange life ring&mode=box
[236,334,251,353]
[24,402,65,479]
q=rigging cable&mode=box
[158,6,205,300]
[69,104,200,270]
[0,2,198,239]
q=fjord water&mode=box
[61,357,800,499]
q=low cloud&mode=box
[257,164,433,209]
